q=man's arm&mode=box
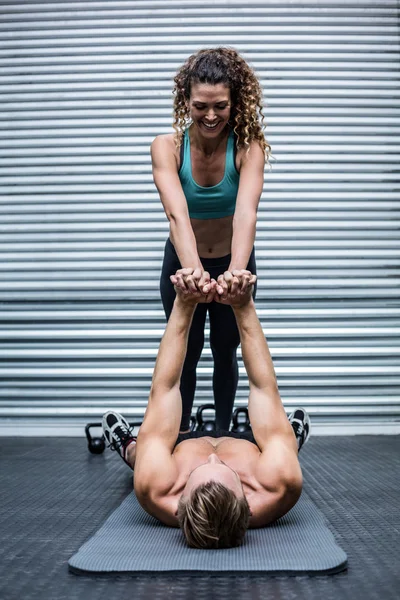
[134,278,216,503]
[138,296,195,444]
[215,272,293,446]
[232,297,303,523]
[134,296,195,503]
[232,299,295,446]
[138,276,216,444]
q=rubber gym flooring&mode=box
[1,435,399,600]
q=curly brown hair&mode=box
[172,47,271,162]
[177,481,251,549]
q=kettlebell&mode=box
[231,407,251,433]
[196,404,216,431]
[85,422,106,454]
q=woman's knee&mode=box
[210,336,239,364]
[184,347,204,371]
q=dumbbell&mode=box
[231,407,251,433]
[196,404,216,432]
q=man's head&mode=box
[177,454,251,549]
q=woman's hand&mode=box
[170,268,216,304]
[215,270,257,307]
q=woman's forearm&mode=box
[228,213,257,271]
[169,215,203,269]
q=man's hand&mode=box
[170,268,217,304]
[215,270,257,308]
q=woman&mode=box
[151,47,271,432]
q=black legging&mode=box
[160,238,257,431]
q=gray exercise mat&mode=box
[69,491,347,575]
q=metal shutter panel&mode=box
[0,0,399,435]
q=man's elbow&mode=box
[284,471,303,503]
[134,477,152,503]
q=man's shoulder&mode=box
[134,446,182,528]
[247,435,303,526]
[135,486,180,528]
[248,483,302,527]
[134,433,179,495]
[254,433,302,488]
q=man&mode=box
[102,269,310,549]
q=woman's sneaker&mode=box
[102,411,136,469]
[288,408,311,452]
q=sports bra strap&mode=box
[179,137,184,171]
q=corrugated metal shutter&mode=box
[0,0,399,435]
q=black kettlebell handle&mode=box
[232,407,250,430]
[85,422,104,443]
[196,404,216,427]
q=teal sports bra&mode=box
[178,128,240,219]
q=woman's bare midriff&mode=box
[190,214,233,258]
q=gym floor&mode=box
[1,435,399,600]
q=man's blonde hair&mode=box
[177,481,251,549]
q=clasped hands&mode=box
[170,267,256,307]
